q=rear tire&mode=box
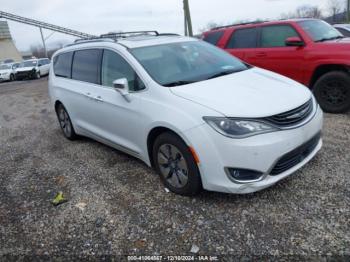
[313,71,350,113]
[35,71,41,79]
[56,104,77,140]
[152,132,202,196]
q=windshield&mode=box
[0,64,11,70]
[130,41,249,86]
[299,20,343,42]
[20,60,37,68]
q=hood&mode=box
[170,68,311,118]
[17,67,35,72]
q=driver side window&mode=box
[101,50,145,91]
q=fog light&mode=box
[226,168,263,182]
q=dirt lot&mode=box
[0,78,349,259]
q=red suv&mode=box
[202,19,350,113]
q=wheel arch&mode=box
[54,100,63,112]
[146,126,190,168]
[310,64,350,88]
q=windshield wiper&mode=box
[207,69,244,80]
[163,80,195,87]
[315,36,344,42]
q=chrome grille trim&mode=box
[263,99,314,128]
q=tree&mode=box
[327,0,346,21]
[198,22,225,32]
[296,5,323,18]
[280,5,323,19]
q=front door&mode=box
[85,49,147,155]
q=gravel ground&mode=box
[0,78,349,260]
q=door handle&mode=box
[256,52,267,58]
[95,96,104,102]
[85,92,93,99]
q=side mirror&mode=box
[113,78,131,102]
[38,63,43,67]
[285,37,304,47]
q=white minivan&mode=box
[49,32,323,196]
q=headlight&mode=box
[203,117,278,138]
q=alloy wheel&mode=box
[321,80,348,106]
[58,107,72,137]
[157,144,189,189]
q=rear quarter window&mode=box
[203,31,224,45]
[53,52,73,78]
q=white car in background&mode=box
[16,58,50,80]
[333,24,350,37]
[0,63,17,82]
[49,33,323,196]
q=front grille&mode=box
[264,99,313,127]
[270,132,321,175]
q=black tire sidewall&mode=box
[313,71,350,113]
[152,132,202,196]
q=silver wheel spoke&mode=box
[175,169,188,186]
[157,143,189,189]
[168,171,181,188]
[158,150,169,163]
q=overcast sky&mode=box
[0,0,334,51]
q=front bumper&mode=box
[184,106,323,194]
[0,74,10,81]
[16,70,35,80]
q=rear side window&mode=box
[226,28,257,48]
[261,25,299,47]
[203,31,224,45]
[72,49,103,84]
[53,52,73,78]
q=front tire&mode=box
[9,74,15,81]
[313,71,350,113]
[56,104,77,140]
[34,71,41,79]
[153,132,202,196]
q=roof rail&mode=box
[65,38,115,47]
[65,31,180,48]
[211,20,268,30]
[158,33,180,36]
[100,31,159,40]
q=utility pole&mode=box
[39,27,48,58]
[183,0,193,36]
[347,0,350,23]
